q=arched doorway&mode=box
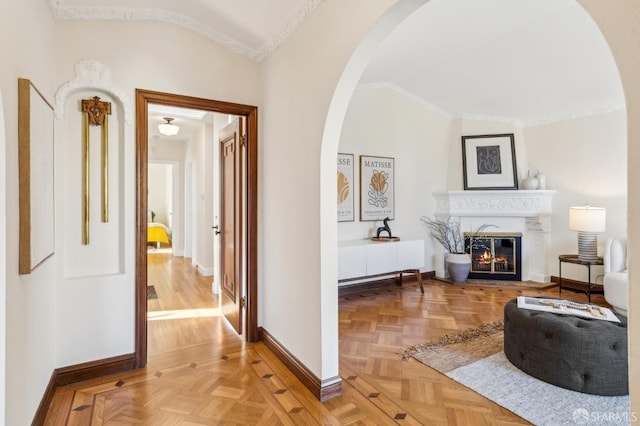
[319,0,627,401]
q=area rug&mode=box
[404,323,630,425]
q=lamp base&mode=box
[577,231,598,261]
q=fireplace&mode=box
[434,190,555,282]
[464,233,522,281]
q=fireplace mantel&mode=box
[433,190,556,218]
[431,190,556,283]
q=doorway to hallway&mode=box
[135,89,258,368]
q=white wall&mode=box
[148,163,172,227]
[524,110,627,282]
[261,0,398,381]
[0,0,57,423]
[149,139,187,255]
[185,122,215,275]
[338,86,452,273]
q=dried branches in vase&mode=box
[419,216,494,254]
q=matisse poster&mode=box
[360,155,394,221]
[337,153,354,222]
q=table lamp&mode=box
[569,205,606,261]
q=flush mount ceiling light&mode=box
[158,117,179,136]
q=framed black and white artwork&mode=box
[462,134,518,190]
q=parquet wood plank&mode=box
[44,253,609,424]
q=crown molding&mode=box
[49,0,324,63]
[356,81,625,128]
[253,0,326,63]
[521,105,626,127]
[458,113,524,127]
[357,82,454,120]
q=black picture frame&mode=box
[461,133,518,190]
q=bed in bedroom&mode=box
[148,222,171,246]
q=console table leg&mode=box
[412,269,424,293]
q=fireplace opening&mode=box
[464,232,522,281]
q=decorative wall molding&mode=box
[521,104,626,127]
[49,0,325,63]
[253,0,326,63]
[434,190,555,218]
[357,81,625,128]
[54,59,133,125]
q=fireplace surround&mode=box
[434,190,555,282]
[465,232,522,281]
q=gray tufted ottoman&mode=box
[503,298,628,396]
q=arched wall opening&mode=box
[319,0,628,396]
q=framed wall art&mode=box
[461,133,518,190]
[360,155,394,221]
[18,78,55,274]
[337,153,355,222]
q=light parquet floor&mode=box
[44,254,607,424]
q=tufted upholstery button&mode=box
[503,298,628,396]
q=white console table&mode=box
[338,239,425,293]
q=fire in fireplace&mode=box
[464,232,522,281]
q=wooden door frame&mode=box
[135,89,258,368]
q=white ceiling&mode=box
[359,0,625,125]
[50,0,625,126]
[147,104,215,143]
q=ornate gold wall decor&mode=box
[81,96,112,244]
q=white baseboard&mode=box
[195,263,214,276]
[528,272,551,283]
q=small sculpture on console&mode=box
[376,217,393,239]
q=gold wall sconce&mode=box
[81,96,111,245]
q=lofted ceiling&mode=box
[50,0,625,127]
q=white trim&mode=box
[54,59,133,126]
[357,81,625,127]
[49,0,325,63]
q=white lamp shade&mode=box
[569,206,606,232]
[158,118,180,136]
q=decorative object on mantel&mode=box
[420,216,494,283]
[371,217,399,242]
[461,134,518,190]
[81,95,112,245]
[569,205,606,261]
[360,155,394,221]
[521,170,538,190]
[535,171,546,189]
